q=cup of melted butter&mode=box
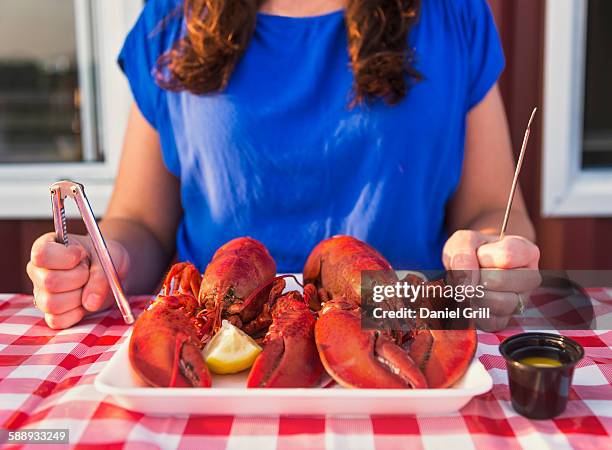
[499,332,584,419]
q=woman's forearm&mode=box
[93,104,180,295]
[464,209,536,242]
[99,217,173,294]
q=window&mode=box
[0,0,142,218]
[582,0,612,168]
[0,0,99,164]
[542,0,612,216]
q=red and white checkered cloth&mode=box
[1,292,610,449]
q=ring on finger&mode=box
[515,292,525,315]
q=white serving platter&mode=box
[94,274,492,416]
[95,336,492,416]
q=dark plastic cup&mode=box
[499,332,584,419]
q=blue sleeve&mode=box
[118,0,179,127]
[463,0,505,110]
[117,0,183,175]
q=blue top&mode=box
[118,0,504,272]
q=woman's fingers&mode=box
[80,262,113,313]
[44,306,86,330]
[443,230,496,286]
[473,288,517,332]
[476,314,512,333]
[479,268,542,293]
[81,241,130,312]
[33,287,83,315]
[443,230,493,270]
[27,259,90,294]
[444,232,540,270]
[476,235,540,269]
[473,289,520,316]
[28,230,131,328]
[28,232,131,329]
[30,232,86,270]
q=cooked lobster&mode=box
[197,237,284,340]
[129,262,212,387]
[304,235,477,389]
[130,237,321,388]
[247,286,324,388]
[130,235,475,390]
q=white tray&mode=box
[96,330,492,416]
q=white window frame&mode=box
[542,0,612,217]
[0,0,143,218]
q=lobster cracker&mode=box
[49,180,134,325]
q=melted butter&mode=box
[520,356,563,367]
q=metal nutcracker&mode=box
[49,180,134,324]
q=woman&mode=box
[27,0,539,329]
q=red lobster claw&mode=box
[315,299,427,389]
[247,290,324,388]
[129,262,212,387]
[409,329,477,388]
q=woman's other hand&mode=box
[26,233,130,329]
[443,230,540,270]
[443,230,541,331]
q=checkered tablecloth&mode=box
[0,292,610,450]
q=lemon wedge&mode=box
[204,320,262,374]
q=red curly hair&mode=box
[156,0,421,106]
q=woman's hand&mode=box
[25,105,182,330]
[443,230,540,271]
[442,230,541,331]
[26,233,130,329]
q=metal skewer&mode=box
[49,180,134,325]
[499,107,537,240]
